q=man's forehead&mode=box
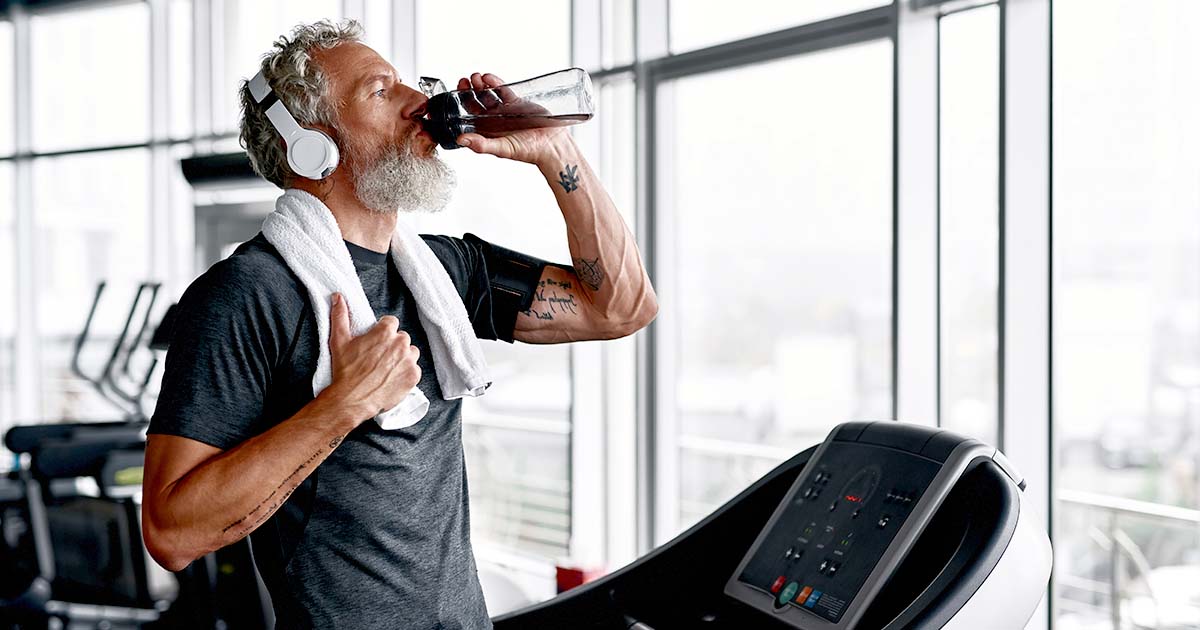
[316,42,396,88]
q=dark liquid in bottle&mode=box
[454,113,593,135]
[422,90,593,149]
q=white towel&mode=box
[262,188,490,430]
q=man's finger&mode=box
[329,292,351,352]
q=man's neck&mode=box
[291,176,397,253]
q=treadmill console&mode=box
[724,422,982,628]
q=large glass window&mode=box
[30,2,150,152]
[168,0,193,140]
[32,149,151,421]
[669,0,890,54]
[664,39,894,531]
[938,5,999,444]
[415,0,569,85]
[0,163,13,435]
[1054,1,1200,628]
[0,20,13,156]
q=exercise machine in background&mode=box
[0,282,270,629]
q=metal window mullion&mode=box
[998,1,1052,629]
[894,1,940,427]
[11,4,38,423]
[634,0,667,555]
[567,0,611,569]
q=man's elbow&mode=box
[608,292,659,339]
[142,514,198,573]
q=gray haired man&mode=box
[140,20,656,629]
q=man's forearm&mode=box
[536,137,656,328]
[144,390,360,570]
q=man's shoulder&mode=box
[185,233,308,317]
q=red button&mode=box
[770,575,787,594]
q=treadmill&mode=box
[494,421,1052,629]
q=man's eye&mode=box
[374,88,386,97]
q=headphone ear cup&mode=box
[286,128,340,180]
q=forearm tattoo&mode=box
[574,257,605,291]
[557,164,580,193]
[522,278,580,321]
[221,445,327,539]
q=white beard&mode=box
[348,137,456,215]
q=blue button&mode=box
[804,590,823,609]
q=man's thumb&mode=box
[329,292,350,351]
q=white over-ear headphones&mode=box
[248,71,340,180]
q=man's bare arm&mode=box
[142,294,421,571]
[142,392,360,571]
[453,71,658,343]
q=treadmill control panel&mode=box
[728,437,943,626]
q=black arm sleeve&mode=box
[422,233,556,343]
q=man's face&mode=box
[314,42,455,213]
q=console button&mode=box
[877,515,891,529]
[804,590,823,609]
[827,562,840,577]
[795,586,813,605]
[770,575,786,594]
[779,581,800,606]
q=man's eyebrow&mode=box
[357,72,398,89]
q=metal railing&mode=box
[1058,490,1200,630]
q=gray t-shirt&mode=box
[149,232,518,629]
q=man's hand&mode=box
[323,292,421,421]
[454,72,575,165]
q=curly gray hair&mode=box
[238,19,363,189]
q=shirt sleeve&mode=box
[148,255,301,450]
[421,234,550,343]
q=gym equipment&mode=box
[0,282,270,629]
[494,421,1052,629]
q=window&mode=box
[662,39,893,533]
[1054,1,1200,627]
[938,5,999,444]
[0,163,13,434]
[415,0,569,85]
[30,2,150,152]
[602,0,634,68]
[669,0,890,54]
[220,0,341,132]
[0,20,13,156]
[32,149,151,420]
[168,0,193,139]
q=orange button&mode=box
[795,586,814,605]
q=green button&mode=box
[779,581,800,605]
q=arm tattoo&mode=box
[522,278,580,321]
[221,447,324,537]
[557,164,580,193]
[574,257,605,291]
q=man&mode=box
[141,20,656,629]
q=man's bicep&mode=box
[512,264,612,344]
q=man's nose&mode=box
[400,86,428,120]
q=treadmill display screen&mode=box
[734,441,941,625]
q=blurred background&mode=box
[0,0,1196,628]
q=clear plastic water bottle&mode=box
[418,68,595,150]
